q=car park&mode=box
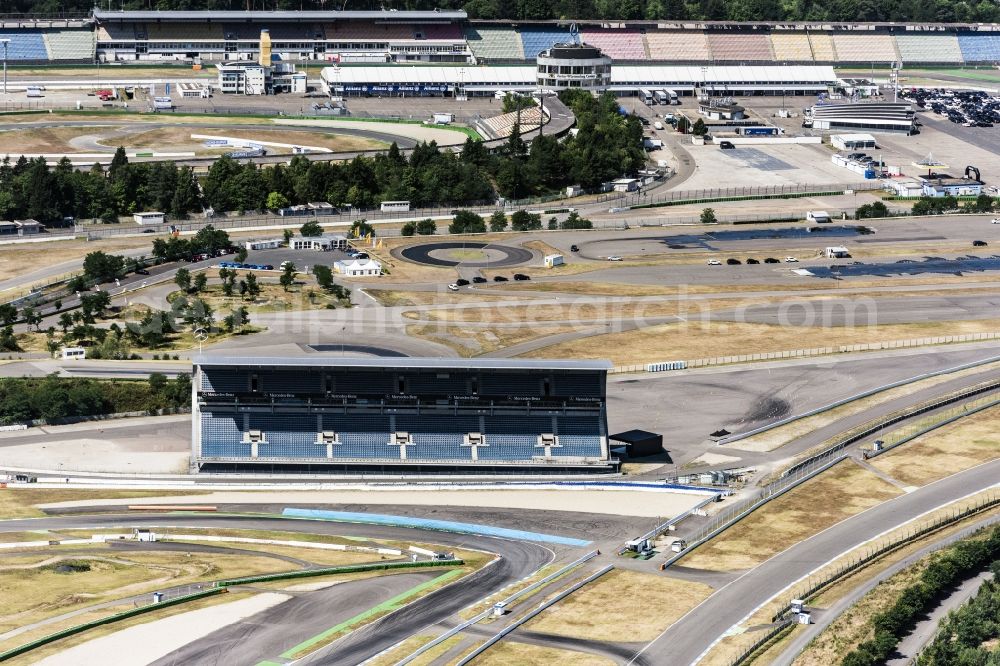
[513,273,531,281]
[707,259,722,266]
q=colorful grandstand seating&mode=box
[519,27,574,59]
[146,22,223,40]
[894,34,963,63]
[831,33,898,62]
[769,32,813,62]
[325,22,412,41]
[416,24,464,40]
[478,108,543,140]
[464,26,524,61]
[957,33,1000,63]
[579,28,646,60]
[43,29,95,61]
[807,32,837,61]
[706,32,774,62]
[0,31,49,61]
[645,30,712,61]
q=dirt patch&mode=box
[679,460,902,572]
[869,405,1000,487]
[0,489,202,520]
[525,569,713,642]
[0,126,121,154]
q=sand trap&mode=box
[39,487,707,519]
[275,118,469,145]
[282,581,340,592]
[34,592,289,666]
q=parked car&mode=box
[135,268,150,275]
[455,278,470,286]
[707,258,722,266]
[784,256,799,263]
[513,273,531,281]
[607,255,623,262]
[726,258,741,265]
[992,218,1000,224]
[472,276,487,283]
[746,258,760,264]
[447,283,459,291]
[719,141,735,149]
[570,244,580,252]
[973,240,989,247]
[764,257,780,264]
[493,275,508,282]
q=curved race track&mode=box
[398,241,533,268]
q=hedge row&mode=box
[841,524,1000,666]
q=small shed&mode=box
[544,254,564,268]
[609,429,663,457]
[134,211,165,225]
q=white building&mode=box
[334,257,382,276]
[831,133,877,150]
[245,238,282,251]
[544,254,565,268]
[134,211,165,225]
[291,234,349,251]
[610,178,639,192]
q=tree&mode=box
[174,267,192,293]
[0,326,20,352]
[21,306,41,331]
[449,210,486,234]
[400,221,416,236]
[700,207,718,224]
[244,272,261,301]
[350,219,375,238]
[224,306,250,333]
[560,211,593,229]
[148,372,168,393]
[279,262,297,292]
[283,228,294,245]
[0,304,16,327]
[300,220,323,237]
[267,191,290,210]
[192,272,208,294]
[313,264,334,291]
[82,251,125,283]
[79,291,111,320]
[692,118,708,136]
[855,201,889,219]
[489,210,508,232]
[219,268,236,297]
[236,247,248,263]
[58,312,73,334]
[511,210,542,231]
[416,218,437,235]
[676,116,690,134]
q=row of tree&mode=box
[0,374,190,425]
[0,151,201,225]
[841,524,1000,666]
[916,565,1000,665]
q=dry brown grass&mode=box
[366,634,460,666]
[101,126,386,153]
[474,641,615,666]
[525,569,713,642]
[366,289,515,307]
[406,323,578,356]
[522,318,1000,366]
[869,405,1000,487]
[680,461,902,572]
[0,125,122,153]
[0,489,203,519]
[0,237,155,283]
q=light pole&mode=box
[0,40,9,96]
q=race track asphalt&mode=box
[0,513,557,666]
[629,458,1000,665]
[397,241,534,268]
[148,571,441,666]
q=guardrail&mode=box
[214,558,463,587]
[455,564,614,666]
[727,618,794,666]
[392,550,599,666]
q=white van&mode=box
[653,121,664,130]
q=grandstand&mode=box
[193,356,616,474]
[1,11,999,68]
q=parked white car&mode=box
[784,256,799,263]
[607,255,623,262]
[707,259,722,266]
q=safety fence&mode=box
[613,331,1000,375]
[214,557,464,587]
[728,618,795,666]
[595,182,879,206]
[455,564,614,666]
[393,550,598,666]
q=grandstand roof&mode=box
[611,65,838,83]
[92,9,467,22]
[194,355,613,371]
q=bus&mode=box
[380,200,411,213]
[639,89,653,104]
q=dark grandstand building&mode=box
[193,355,616,474]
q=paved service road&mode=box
[149,571,442,666]
[0,514,557,666]
[630,459,1000,666]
